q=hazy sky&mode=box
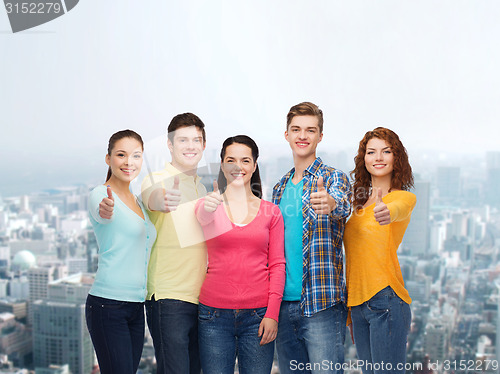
[1,1,499,196]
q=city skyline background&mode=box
[1,1,500,197]
[2,2,500,372]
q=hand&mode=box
[373,188,391,225]
[204,180,223,213]
[99,186,114,219]
[163,175,182,212]
[310,176,336,215]
[150,175,182,212]
[258,317,278,346]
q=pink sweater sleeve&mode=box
[195,197,215,225]
[264,205,286,322]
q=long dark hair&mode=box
[217,135,262,198]
[351,127,413,209]
[105,130,144,182]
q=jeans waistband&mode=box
[87,294,144,305]
[373,286,396,299]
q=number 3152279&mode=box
[5,2,62,14]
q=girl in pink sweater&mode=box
[195,135,285,374]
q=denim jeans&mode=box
[350,286,411,374]
[198,304,274,374]
[145,297,201,374]
[85,294,145,374]
[276,301,347,374]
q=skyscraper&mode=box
[32,273,94,374]
[27,264,67,325]
[436,167,461,206]
[486,152,500,208]
[403,180,430,256]
[423,321,447,362]
[0,312,32,367]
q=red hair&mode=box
[351,127,414,209]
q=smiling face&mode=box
[285,115,323,162]
[364,137,394,179]
[168,125,206,173]
[105,137,143,183]
[221,143,256,189]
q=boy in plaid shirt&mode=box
[272,102,351,374]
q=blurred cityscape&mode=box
[0,150,499,373]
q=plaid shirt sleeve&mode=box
[301,158,351,316]
[327,169,352,219]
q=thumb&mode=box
[172,175,180,190]
[317,176,325,191]
[375,188,383,205]
[107,186,114,200]
[213,180,219,193]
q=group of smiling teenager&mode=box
[86,102,416,374]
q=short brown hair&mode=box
[167,113,206,144]
[286,102,324,133]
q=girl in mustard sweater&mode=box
[344,127,416,374]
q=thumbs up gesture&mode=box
[162,175,182,212]
[99,185,115,219]
[373,188,391,225]
[204,180,224,213]
[148,175,182,213]
[310,176,336,215]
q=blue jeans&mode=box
[350,286,411,374]
[145,297,201,374]
[198,304,274,374]
[85,294,145,374]
[276,301,347,374]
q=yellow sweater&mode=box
[344,190,416,307]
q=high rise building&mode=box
[429,219,446,255]
[66,258,87,275]
[27,265,67,325]
[406,274,432,304]
[0,312,32,368]
[0,300,28,322]
[436,167,460,206]
[423,321,447,362]
[403,180,430,256]
[9,276,29,301]
[32,273,94,374]
[486,152,500,208]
